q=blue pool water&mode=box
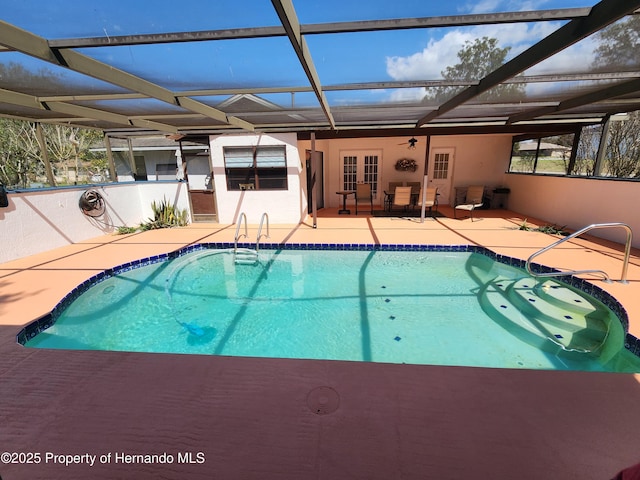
[23,248,640,372]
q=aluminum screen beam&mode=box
[416,0,640,126]
[46,8,592,49]
[508,78,640,124]
[0,20,255,133]
[271,0,335,129]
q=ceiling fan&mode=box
[398,137,418,149]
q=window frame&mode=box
[224,145,288,191]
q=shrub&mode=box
[139,197,189,231]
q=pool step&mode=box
[234,248,259,265]
[479,277,610,356]
[508,279,608,340]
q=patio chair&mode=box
[416,187,438,216]
[406,182,421,195]
[388,181,404,192]
[454,185,484,221]
[355,183,373,215]
[406,181,421,208]
[384,182,403,211]
[391,186,412,212]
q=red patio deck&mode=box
[1,206,639,480]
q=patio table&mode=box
[336,190,355,214]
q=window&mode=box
[508,134,574,175]
[155,163,177,180]
[224,145,287,190]
[433,153,449,179]
[342,155,357,191]
[572,124,601,176]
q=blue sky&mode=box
[0,0,608,106]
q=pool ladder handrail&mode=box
[525,222,632,284]
[256,212,270,252]
[234,212,248,253]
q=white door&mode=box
[427,147,455,205]
[340,150,380,202]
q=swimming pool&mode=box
[19,245,640,372]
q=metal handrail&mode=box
[525,222,632,284]
[234,212,248,252]
[256,212,270,252]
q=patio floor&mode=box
[1,206,640,479]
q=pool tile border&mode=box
[16,242,640,356]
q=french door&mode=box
[340,150,380,200]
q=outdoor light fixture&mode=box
[408,137,417,149]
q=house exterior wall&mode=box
[429,135,512,204]
[209,133,306,224]
[298,134,513,208]
[112,148,188,182]
[505,174,640,248]
[140,150,181,181]
[0,182,190,263]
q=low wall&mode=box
[0,182,190,264]
[505,174,640,248]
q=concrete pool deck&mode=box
[1,206,640,479]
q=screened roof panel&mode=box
[0,0,280,38]
[0,53,131,96]
[154,116,230,128]
[324,89,413,107]
[0,0,637,136]
[306,20,582,86]
[332,105,432,125]
[76,37,309,91]
[234,111,328,126]
[195,92,321,112]
[524,16,640,76]
[479,79,625,104]
[0,101,66,119]
[292,0,599,23]
[73,98,191,116]
[554,100,640,116]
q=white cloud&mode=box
[460,0,553,14]
[386,30,476,80]
[463,0,502,14]
[385,20,595,83]
[525,35,598,75]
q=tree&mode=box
[43,124,104,182]
[588,15,640,178]
[605,112,640,177]
[0,61,107,187]
[0,119,43,188]
[425,37,525,103]
[573,124,601,176]
[592,16,640,70]
[0,119,106,187]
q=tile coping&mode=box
[15,242,640,358]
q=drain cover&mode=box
[307,386,340,415]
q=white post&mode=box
[420,135,431,223]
